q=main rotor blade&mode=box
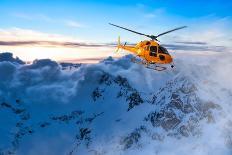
[156,26,187,38]
[109,23,149,37]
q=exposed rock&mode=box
[126,91,143,111]
[121,126,147,150]
[179,125,189,137]
[50,110,84,123]
[92,87,104,102]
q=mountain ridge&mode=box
[0,52,232,155]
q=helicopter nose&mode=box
[166,55,173,63]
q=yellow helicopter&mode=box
[109,23,187,71]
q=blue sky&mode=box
[0,0,231,61]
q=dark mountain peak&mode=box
[0,52,25,64]
[92,72,144,111]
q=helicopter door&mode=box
[149,46,157,57]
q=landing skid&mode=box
[131,57,167,71]
[146,65,167,71]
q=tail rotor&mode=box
[116,36,121,53]
[115,36,127,53]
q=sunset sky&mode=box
[0,0,231,63]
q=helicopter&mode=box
[109,23,187,71]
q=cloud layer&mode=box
[0,40,113,48]
[0,51,232,154]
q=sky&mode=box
[0,0,231,62]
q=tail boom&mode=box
[116,36,137,54]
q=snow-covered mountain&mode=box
[0,52,232,155]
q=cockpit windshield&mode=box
[158,46,169,54]
[149,46,157,56]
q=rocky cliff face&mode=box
[0,53,232,155]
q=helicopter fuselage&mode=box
[118,40,173,64]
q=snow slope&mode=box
[0,52,232,155]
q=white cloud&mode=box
[12,12,54,22]
[0,27,80,42]
[12,12,85,29]
[36,14,54,22]
[12,12,33,20]
[158,17,232,51]
[144,13,156,18]
[144,8,165,19]
[66,20,84,28]
[0,28,118,62]
[0,52,232,154]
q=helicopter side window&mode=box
[149,46,157,57]
[158,46,169,54]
